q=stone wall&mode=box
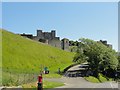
[49,39,61,48]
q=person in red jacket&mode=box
[38,74,43,90]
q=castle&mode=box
[20,30,69,51]
[20,30,113,51]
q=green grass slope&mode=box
[2,29,74,74]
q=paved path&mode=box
[44,76,118,88]
[45,64,118,89]
[57,77,118,88]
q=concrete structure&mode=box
[20,30,69,51]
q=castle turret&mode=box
[51,30,55,39]
[61,38,69,51]
[37,30,42,36]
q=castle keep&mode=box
[20,30,69,51]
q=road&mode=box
[45,64,118,89]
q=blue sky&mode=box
[2,2,118,51]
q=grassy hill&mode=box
[2,29,75,86]
[2,29,75,74]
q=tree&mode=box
[69,40,81,46]
[73,38,118,77]
[118,54,120,70]
[73,49,88,63]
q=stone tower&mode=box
[37,30,43,39]
[51,30,55,39]
[61,38,69,51]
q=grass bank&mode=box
[22,80,64,88]
[2,29,75,86]
[84,73,112,83]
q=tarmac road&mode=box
[45,64,118,89]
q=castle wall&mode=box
[48,39,61,48]
[37,30,44,39]
[43,32,52,40]
[32,36,40,41]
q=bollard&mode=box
[38,74,43,90]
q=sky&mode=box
[1,2,118,51]
[1,0,119,2]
